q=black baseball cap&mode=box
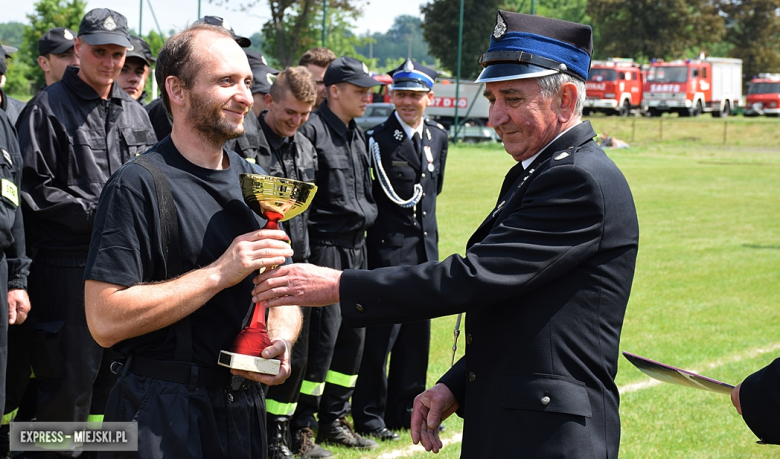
[78,8,132,48]
[194,16,251,48]
[126,36,156,67]
[244,49,279,94]
[0,54,6,75]
[0,46,15,74]
[2,45,16,59]
[39,27,77,56]
[323,57,383,87]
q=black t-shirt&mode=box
[85,136,268,367]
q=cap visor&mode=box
[475,63,557,84]
[81,32,132,48]
[50,43,75,55]
[349,75,385,87]
[251,83,271,94]
[235,36,251,48]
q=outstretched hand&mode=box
[411,383,459,453]
[252,263,342,308]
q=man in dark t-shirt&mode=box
[84,24,301,458]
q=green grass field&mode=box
[321,116,780,458]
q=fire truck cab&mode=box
[642,57,742,117]
[584,58,643,117]
[744,73,780,117]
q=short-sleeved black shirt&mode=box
[85,136,267,367]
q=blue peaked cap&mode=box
[389,59,438,91]
[476,11,593,83]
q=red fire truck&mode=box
[642,57,742,117]
[584,58,643,116]
[744,73,780,117]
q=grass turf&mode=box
[307,116,780,458]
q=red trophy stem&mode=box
[230,212,284,356]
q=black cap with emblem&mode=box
[324,57,384,87]
[475,10,592,83]
[78,8,131,48]
[245,49,279,94]
[388,59,437,92]
[39,27,77,56]
[194,16,251,48]
[126,36,156,67]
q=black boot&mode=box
[267,418,294,459]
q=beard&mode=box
[187,90,247,146]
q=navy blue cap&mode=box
[476,11,593,83]
[194,16,251,48]
[324,57,383,87]
[126,36,155,67]
[388,59,437,92]
[39,27,77,56]
[78,8,132,48]
[245,49,279,94]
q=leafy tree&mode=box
[354,16,435,66]
[21,0,86,90]
[587,0,724,61]
[718,0,780,85]
[421,0,502,80]
[0,22,26,48]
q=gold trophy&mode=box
[218,174,317,375]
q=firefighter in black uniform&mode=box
[16,8,156,433]
[294,56,381,451]
[253,67,330,459]
[353,59,448,441]
[225,48,279,164]
[0,109,31,455]
[0,48,27,125]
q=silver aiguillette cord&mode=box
[451,313,462,367]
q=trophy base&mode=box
[218,350,280,375]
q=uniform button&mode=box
[397,173,402,178]
[541,396,551,406]
[356,304,364,313]
[381,239,385,244]
[466,333,472,345]
[227,393,234,402]
[424,231,428,237]
[421,173,426,178]
[468,372,476,383]
[422,192,426,197]
[423,211,427,216]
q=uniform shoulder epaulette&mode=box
[549,146,579,166]
[424,118,446,131]
[366,121,388,138]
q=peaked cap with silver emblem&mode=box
[388,59,438,92]
[78,8,131,48]
[38,27,77,56]
[476,10,593,83]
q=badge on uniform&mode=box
[424,145,434,172]
[426,129,431,140]
[394,130,403,141]
[1,179,18,207]
[1,148,11,166]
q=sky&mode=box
[0,0,428,38]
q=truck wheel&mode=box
[712,101,730,118]
[693,101,702,117]
[618,100,631,117]
[678,108,691,117]
[648,108,661,117]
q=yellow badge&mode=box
[2,179,18,207]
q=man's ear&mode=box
[556,81,578,123]
[166,76,186,108]
[264,92,273,107]
[74,37,83,59]
[37,56,50,73]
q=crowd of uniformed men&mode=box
[0,6,448,459]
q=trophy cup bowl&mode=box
[218,174,318,375]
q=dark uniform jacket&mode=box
[0,89,26,126]
[0,109,30,290]
[256,111,317,262]
[739,357,780,444]
[366,113,447,266]
[146,97,266,163]
[17,66,157,253]
[338,121,639,458]
[299,101,377,246]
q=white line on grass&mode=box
[377,343,780,457]
[619,341,780,394]
[374,433,463,459]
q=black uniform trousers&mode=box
[292,241,366,428]
[26,254,113,424]
[352,319,430,431]
[100,363,266,459]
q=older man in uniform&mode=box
[294,57,382,451]
[37,27,79,88]
[353,59,448,441]
[254,11,639,458]
[16,8,156,433]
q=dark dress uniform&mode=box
[353,112,448,434]
[339,120,638,457]
[0,109,31,414]
[16,65,157,424]
[295,100,378,431]
[738,358,780,444]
